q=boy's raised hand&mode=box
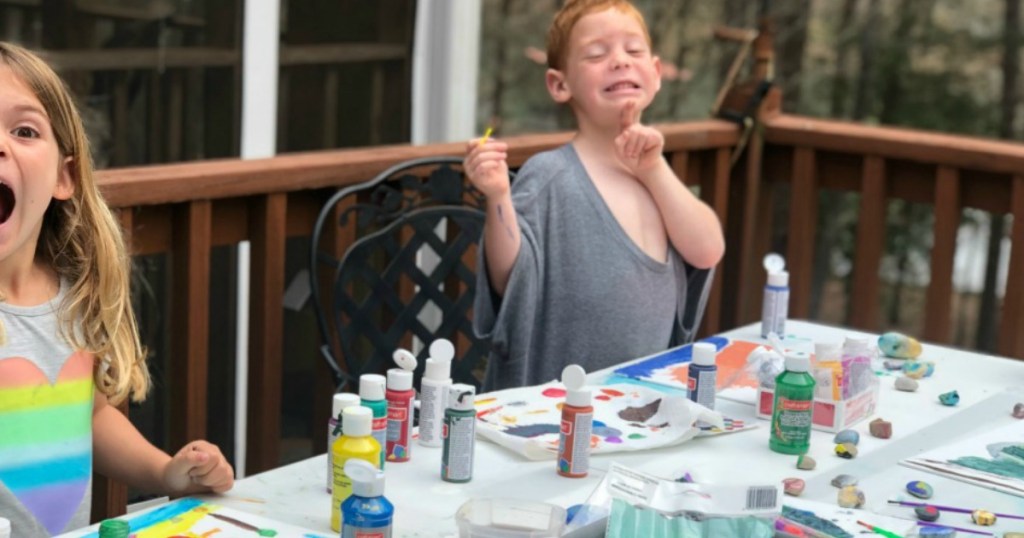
[464,137,510,199]
[163,440,235,494]
[614,101,665,177]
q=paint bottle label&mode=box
[342,527,392,538]
[761,274,789,338]
[418,382,445,447]
[327,416,341,492]
[441,414,475,482]
[558,410,593,477]
[769,396,813,454]
[386,396,414,462]
[687,366,717,411]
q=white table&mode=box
[94,321,1024,536]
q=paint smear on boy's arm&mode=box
[497,205,516,239]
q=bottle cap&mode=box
[429,338,456,362]
[561,365,591,408]
[387,368,413,391]
[763,252,786,273]
[691,342,717,367]
[785,351,811,373]
[0,518,10,537]
[393,348,418,371]
[359,374,386,401]
[813,341,841,363]
[98,519,129,538]
[345,458,385,497]
[843,334,870,352]
[424,357,452,381]
[448,384,476,411]
[342,405,372,437]
[332,392,361,418]
[767,271,789,287]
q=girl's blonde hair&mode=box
[0,42,149,405]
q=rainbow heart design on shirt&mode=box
[0,352,93,535]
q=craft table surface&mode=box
[90,321,1024,536]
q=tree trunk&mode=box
[487,0,514,128]
[830,0,859,117]
[718,0,755,85]
[878,0,918,125]
[774,0,812,113]
[977,0,1020,351]
[852,0,880,120]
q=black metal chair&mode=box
[309,157,493,392]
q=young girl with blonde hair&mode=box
[0,41,233,537]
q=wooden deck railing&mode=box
[92,115,1024,518]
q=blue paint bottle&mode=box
[687,342,717,411]
[340,459,394,538]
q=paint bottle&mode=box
[0,517,10,538]
[386,348,417,462]
[359,373,388,469]
[331,406,382,532]
[557,365,593,478]
[340,459,394,538]
[419,338,455,448]
[769,352,816,455]
[327,392,362,493]
[761,270,790,338]
[98,519,129,538]
[442,384,476,483]
[687,342,718,411]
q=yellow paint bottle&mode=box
[331,405,381,532]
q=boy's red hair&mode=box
[546,0,651,71]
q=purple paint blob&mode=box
[605,436,623,444]
[504,424,561,438]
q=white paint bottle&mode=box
[418,339,455,447]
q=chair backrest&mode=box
[679,262,715,345]
[309,157,492,392]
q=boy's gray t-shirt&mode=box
[475,143,693,391]
[0,284,94,537]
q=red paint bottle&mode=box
[557,365,593,478]
[385,349,417,462]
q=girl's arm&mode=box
[92,390,234,495]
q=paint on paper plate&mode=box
[475,381,723,460]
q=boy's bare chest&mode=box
[588,173,668,262]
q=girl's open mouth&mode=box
[0,182,14,224]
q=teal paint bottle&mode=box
[360,374,388,469]
[442,384,476,483]
[769,352,816,455]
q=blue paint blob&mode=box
[614,337,729,379]
[504,424,561,438]
[592,426,623,438]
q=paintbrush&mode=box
[888,500,1024,521]
[478,126,494,146]
[917,521,995,536]
[208,512,264,533]
[856,520,903,538]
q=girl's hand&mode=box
[163,440,235,494]
[614,101,665,178]
[464,138,511,199]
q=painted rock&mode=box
[1003,533,1024,538]
[869,418,893,439]
[883,360,905,371]
[796,454,816,470]
[906,480,933,499]
[1013,402,1024,419]
[903,361,930,379]
[833,429,860,446]
[972,509,997,526]
[918,527,956,538]
[915,505,941,522]
[837,486,865,508]
[783,477,805,496]
[878,332,923,359]
[895,376,919,392]
[835,442,858,459]
[830,474,857,488]
[939,390,960,406]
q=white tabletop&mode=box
[190,321,1024,536]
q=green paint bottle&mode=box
[769,351,816,455]
[442,384,476,483]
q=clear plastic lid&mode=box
[342,405,372,437]
[359,374,386,401]
[345,458,385,497]
[332,392,361,417]
[691,342,717,367]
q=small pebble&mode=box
[904,361,929,379]
[830,474,857,488]
[837,486,865,508]
[783,477,805,496]
[883,360,905,371]
[972,509,997,526]
[915,505,941,522]
[869,418,892,439]
[1003,533,1024,538]
[796,454,816,470]
[939,390,960,406]
[878,332,923,359]
[1013,402,1024,419]
[906,480,933,499]
[835,442,858,459]
[895,376,919,392]
[833,429,860,446]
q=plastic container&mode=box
[386,348,417,462]
[327,392,362,493]
[456,498,566,538]
[340,459,394,538]
[359,373,388,468]
[442,384,476,483]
